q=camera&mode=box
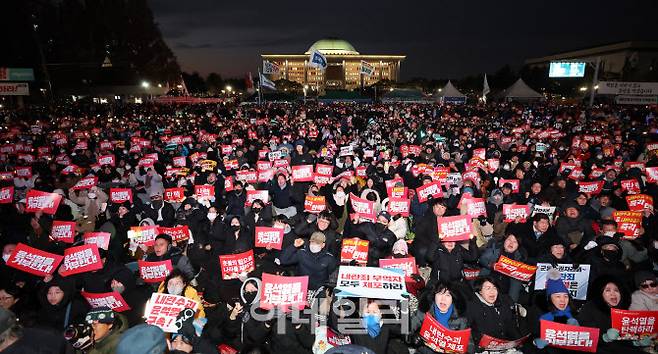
[64,323,94,351]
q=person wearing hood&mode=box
[279,232,337,290]
[554,201,595,252]
[140,190,176,227]
[157,268,205,318]
[83,306,129,354]
[411,198,449,267]
[144,234,195,281]
[485,188,507,238]
[69,185,109,227]
[584,233,627,284]
[291,141,314,166]
[80,248,135,294]
[629,271,658,311]
[428,235,479,288]
[410,282,473,354]
[53,188,82,220]
[351,212,396,267]
[225,181,247,216]
[294,211,340,255]
[577,276,650,354]
[529,268,580,352]
[244,198,273,233]
[350,299,403,354]
[268,173,297,217]
[535,236,573,266]
[37,277,89,332]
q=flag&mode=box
[259,72,276,90]
[245,72,255,94]
[482,74,490,102]
[360,60,375,76]
[308,49,327,70]
[262,60,280,75]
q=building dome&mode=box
[305,38,359,55]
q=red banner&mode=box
[194,185,215,200]
[463,197,487,218]
[340,238,369,265]
[109,188,133,204]
[259,273,309,311]
[437,215,472,242]
[130,226,159,246]
[246,190,269,206]
[219,250,255,280]
[621,179,641,195]
[173,156,186,167]
[0,186,14,204]
[387,197,410,217]
[646,167,658,184]
[254,227,284,250]
[315,164,334,177]
[164,187,185,202]
[6,243,63,277]
[463,268,481,281]
[503,204,531,223]
[416,181,443,203]
[83,232,111,250]
[50,220,76,243]
[157,226,190,243]
[15,166,32,179]
[292,165,314,182]
[25,189,62,215]
[313,173,333,186]
[493,255,537,282]
[626,194,653,212]
[60,244,103,277]
[304,196,326,214]
[613,211,643,239]
[138,260,173,283]
[235,170,258,184]
[420,313,471,353]
[72,176,98,190]
[578,181,604,195]
[540,320,599,353]
[611,309,658,339]
[479,334,529,351]
[350,193,375,218]
[379,257,417,276]
[387,186,408,199]
[81,291,131,312]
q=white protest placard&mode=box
[335,266,407,300]
[534,263,591,300]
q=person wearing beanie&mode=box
[531,269,579,350]
[84,306,129,354]
[629,271,658,311]
[116,324,167,354]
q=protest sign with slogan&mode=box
[479,334,530,352]
[493,255,537,282]
[416,181,443,203]
[219,250,255,280]
[535,263,591,300]
[6,243,63,277]
[315,164,334,177]
[157,226,190,243]
[246,190,269,206]
[129,225,159,246]
[578,181,604,195]
[621,179,641,195]
[420,313,471,354]
[292,165,314,182]
[83,232,111,250]
[259,273,309,312]
[350,193,376,219]
[81,291,131,312]
[532,205,557,220]
[304,196,326,214]
[60,244,103,277]
[335,266,407,300]
[144,293,199,333]
[138,260,173,283]
[72,176,98,190]
[626,194,653,212]
[462,197,487,218]
[25,189,62,214]
[340,238,369,265]
[611,309,658,339]
[110,188,133,204]
[503,204,531,223]
[379,257,417,277]
[50,220,76,243]
[235,170,258,184]
[255,226,284,250]
[646,167,658,183]
[164,187,185,202]
[613,211,643,239]
[0,186,13,204]
[437,215,472,242]
[98,155,115,166]
[540,320,599,353]
[15,166,32,179]
[194,185,215,200]
[387,197,411,217]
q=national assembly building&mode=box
[261,38,405,91]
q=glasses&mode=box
[641,281,657,289]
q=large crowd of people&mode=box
[0,99,656,354]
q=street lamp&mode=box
[141,81,150,88]
[579,87,587,92]
[303,85,309,104]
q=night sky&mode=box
[148,0,658,80]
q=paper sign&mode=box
[60,244,103,277]
[81,291,131,312]
[387,197,410,217]
[503,204,530,223]
[610,309,658,339]
[260,273,309,311]
[479,335,530,351]
[463,197,487,218]
[72,176,98,190]
[0,186,13,204]
[129,226,159,246]
[254,227,284,250]
[379,257,417,277]
[144,293,199,333]
[613,211,643,239]
[110,188,133,204]
[50,220,76,243]
[532,205,556,220]
[164,187,185,202]
[138,260,173,283]
[25,189,62,214]
[621,179,641,195]
[437,215,472,242]
[534,263,591,300]
[335,266,407,300]
[540,320,599,353]
[157,226,190,243]
[292,165,314,182]
[416,181,443,203]
[420,313,471,354]
[578,181,604,195]
[6,243,63,277]
[194,185,215,200]
[350,193,375,218]
[315,164,334,176]
[493,255,537,282]
[626,194,653,212]
[340,238,369,265]
[219,250,255,280]
[304,196,326,214]
[98,155,115,166]
[498,179,520,193]
[84,232,111,250]
[246,190,269,206]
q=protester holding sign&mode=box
[279,232,338,290]
[350,212,396,267]
[156,269,205,318]
[143,234,195,281]
[428,237,478,288]
[479,233,528,302]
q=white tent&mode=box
[499,78,543,100]
[436,81,466,103]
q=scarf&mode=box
[432,303,454,328]
[540,307,574,322]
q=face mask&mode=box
[168,284,184,296]
[2,254,9,263]
[88,193,97,199]
[362,314,382,338]
[252,207,261,214]
[207,213,217,221]
[602,248,621,262]
[393,253,406,259]
[111,284,126,294]
[152,200,163,209]
[231,225,240,232]
[242,291,257,305]
[309,244,322,253]
[603,231,616,237]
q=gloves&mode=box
[533,338,549,349]
[566,317,580,326]
[583,240,598,251]
[632,337,652,347]
[515,304,527,318]
[603,328,620,342]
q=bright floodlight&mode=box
[579,87,587,91]
[226,85,232,91]
[141,81,150,88]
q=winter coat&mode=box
[429,239,479,285]
[37,278,90,332]
[352,222,396,267]
[145,246,195,281]
[630,289,658,311]
[466,292,524,346]
[88,313,129,354]
[279,244,338,290]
